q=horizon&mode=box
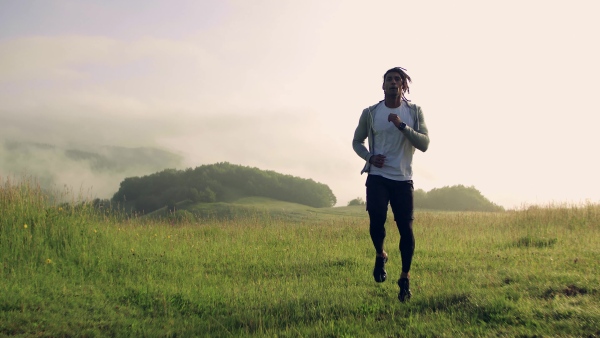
[1,1,599,209]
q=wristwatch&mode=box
[398,122,407,130]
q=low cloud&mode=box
[1,141,183,199]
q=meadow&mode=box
[1,178,599,337]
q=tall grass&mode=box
[1,177,599,337]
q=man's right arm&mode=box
[352,109,371,161]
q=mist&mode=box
[0,140,183,199]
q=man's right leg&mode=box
[366,175,390,282]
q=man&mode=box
[352,67,430,302]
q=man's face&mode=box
[382,71,403,96]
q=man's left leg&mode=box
[389,180,415,301]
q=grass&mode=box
[1,177,599,337]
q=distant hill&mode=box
[347,185,504,212]
[414,185,504,212]
[2,141,182,173]
[112,162,337,213]
[0,141,183,198]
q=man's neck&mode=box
[384,95,402,108]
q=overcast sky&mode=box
[1,0,599,208]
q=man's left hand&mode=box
[387,113,402,128]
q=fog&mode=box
[1,0,599,208]
[0,141,182,198]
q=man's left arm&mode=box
[388,106,429,152]
[396,106,429,152]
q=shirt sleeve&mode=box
[352,109,372,161]
[401,105,429,152]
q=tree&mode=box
[347,197,366,206]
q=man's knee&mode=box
[369,210,387,225]
[395,218,414,233]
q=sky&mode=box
[1,0,599,208]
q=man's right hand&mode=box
[369,154,386,168]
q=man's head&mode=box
[382,67,412,101]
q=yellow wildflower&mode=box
[46,259,52,264]
[24,224,28,229]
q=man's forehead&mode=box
[385,72,403,79]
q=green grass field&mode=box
[1,178,599,337]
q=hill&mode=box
[112,162,337,213]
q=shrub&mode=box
[347,197,365,206]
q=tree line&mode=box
[112,162,337,213]
[348,185,504,212]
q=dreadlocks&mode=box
[383,67,412,102]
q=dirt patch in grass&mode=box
[514,236,557,248]
[542,284,588,299]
